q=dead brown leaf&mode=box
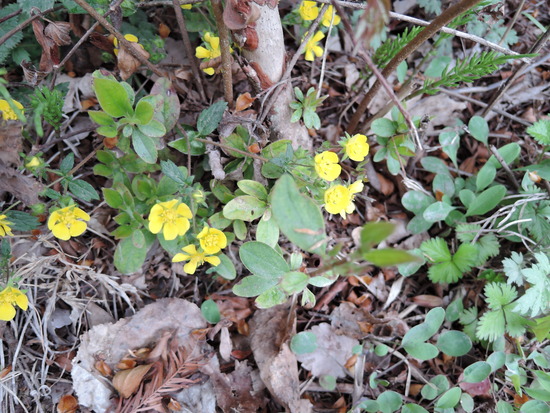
[0,163,44,206]
[45,21,72,46]
[113,364,153,398]
[57,394,79,413]
[0,120,22,166]
[235,92,255,112]
[250,305,312,413]
[117,45,150,81]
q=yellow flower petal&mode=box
[182,245,198,255]
[149,219,163,234]
[196,46,211,59]
[0,302,15,321]
[349,181,364,194]
[52,223,71,241]
[203,67,215,75]
[15,293,28,311]
[177,203,193,219]
[163,222,179,241]
[172,253,190,262]
[204,255,221,267]
[183,260,198,274]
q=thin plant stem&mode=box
[172,0,206,101]
[316,9,335,99]
[211,0,233,107]
[346,0,484,134]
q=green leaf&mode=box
[169,134,206,156]
[403,307,445,345]
[233,219,247,240]
[114,236,149,274]
[134,99,154,125]
[404,342,439,360]
[439,130,460,167]
[402,191,435,214]
[487,351,506,372]
[476,164,497,191]
[421,375,449,400]
[237,180,268,201]
[96,125,119,138]
[132,130,158,164]
[461,393,474,413]
[436,330,472,356]
[487,142,521,168]
[197,101,227,136]
[138,120,166,138]
[452,243,477,273]
[4,211,39,231]
[256,216,280,248]
[291,331,317,355]
[359,222,395,250]
[421,157,451,176]
[428,261,464,284]
[376,391,402,413]
[212,253,236,280]
[93,77,133,118]
[420,238,451,262]
[201,299,221,324]
[363,249,417,267]
[280,271,309,294]
[69,179,100,202]
[148,78,181,131]
[433,173,455,198]
[468,116,489,145]
[160,160,187,186]
[459,189,476,208]
[308,276,335,287]
[210,180,235,204]
[526,118,550,145]
[319,375,336,391]
[59,152,74,174]
[223,196,267,221]
[372,118,396,137]
[89,110,115,126]
[255,286,287,308]
[520,400,550,413]
[271,174,326,255]
[402,404,429,413]
[233,275,278,297]
[423,201,455,223]
[239,241,289,279]
[465,185,506,217]
[435,387,462,409]
[463,361,492,383]
[476,309,505,341]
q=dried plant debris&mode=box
[249,305,313,413]
[72,298,212,412]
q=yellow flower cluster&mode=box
[299,2,341,27]
[0,99,24,121]
[148,199,193,241]
[48,205,90,241]
[0,286,28,321]
[173,226,227,274]
[195,32,222,75]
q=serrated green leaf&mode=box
[69,179,100,201]
[59,152,74,174]
[526,119,550,145]
[197,101,227,136]
[420,238,451,262]
[5,211,39,231]
[160,160,187,186]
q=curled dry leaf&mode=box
[116,358,137,370]
[57,394,79,413]
[412,295,444,308]
[44,21,72,46]
[235,92,255,112]
[94,360,112,377]
[112,363,153,398]
[117,45,150,81]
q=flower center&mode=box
[60,210,77,226]
[203,234,217,248]
[161,209,178,224]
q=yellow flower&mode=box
[148,199,192,241]
[172,245,221,274]
[314,151,341,181]
[344,134,370,162]
[299,1,319,21]
[0,99,24,121]
[0,286,28,321]
[196,32,222,75]
[25,156,41,169]
[0,215,13,237]
[48,205,90,241]
[197,226,227,254]
[324,180,364,218]
[304,31,324,62]
[180,3,192,9]
[321,6,341,27]
[113,34,143,56]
